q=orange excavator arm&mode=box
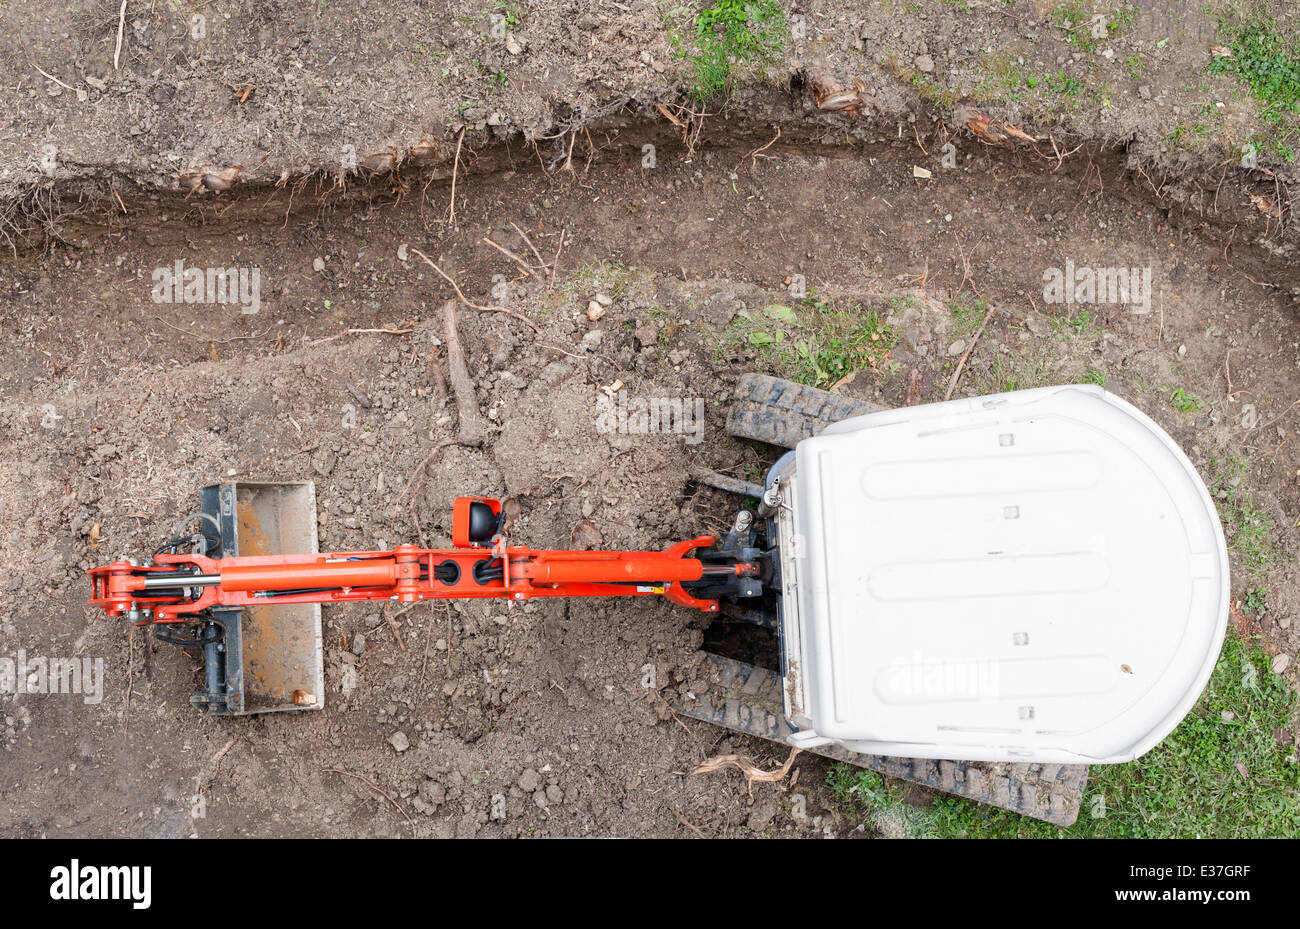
[90,496,764,622]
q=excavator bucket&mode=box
[192,481,324,715]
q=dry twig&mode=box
[944,303,996,401]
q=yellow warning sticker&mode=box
[636,585,666,594]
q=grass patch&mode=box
[1170,386,1205,412]
[1209,15,1300,154]
[732,295,898,388]
[1053,1,1131,53]
[830,633,1299,838]
[1048,309,1100,341]
[1209,456,1275,572]
[1082,366,1107,387]
[674,0,787,103]
[948,299,987,334]
[982,356,1049,394]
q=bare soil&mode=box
[2,0,1298,838]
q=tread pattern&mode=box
[725,373,887,448]
[677,655,1087,826]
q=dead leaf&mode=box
[1211,45,1233,58]
[1248,193,1282,218]
[1234,760,1249,779]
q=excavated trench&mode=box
[3,100,1299,836]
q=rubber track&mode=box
[676,655,1087,826]
[725,374,888,449]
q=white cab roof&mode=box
[786,385,1228,764]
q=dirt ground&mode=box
[2,0,1299,837]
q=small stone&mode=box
[352,632,367,655]
[388,731,410,752]
[947,339,966,357]
[586,300,606,321]
[518,768,541,792]
[313,257,326,272]
[340,664,359,697]
[581,330,604,350]
[1221,710,1235,722]
[1271,654,1291,674]
[914,54,935,73]
[1138,85,1151,100]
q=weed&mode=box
[677,0,787,103]
[1049,309,1099,341]
[1082,366,1107,387]
[1170,386,1204,412]
[949,299,986,333]
[733,296,898,388]
[1209,456,1275,572]
[1210,18,1300,130]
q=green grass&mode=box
[830,633,1300,838]
[949,299,987,333]
[1210,17,1300,132]
[982,357,1049,394]
[675,0,787,103]
[1170,386,1205,412]
[491,0,519,29]
[1053,1,1131,53]
[1209,456,1275,572]
[1048,309,1100,341]
[732,295,898,388]
[1082,366,1107,387]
